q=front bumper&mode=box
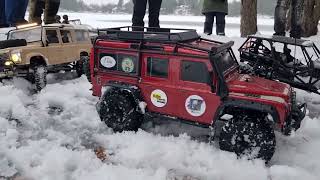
[0,70,14,78]
[0,61,15,78]
[282,91,307,135]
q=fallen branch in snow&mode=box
[94,146,107,162]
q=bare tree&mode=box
[240,0,257,37]
[117,0,123,8]
[302,0,320,37]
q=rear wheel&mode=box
[219,116,276,162]
[82,56,91,82]
[98,90,142,132]
[75,57,85,77]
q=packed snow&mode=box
[1,13,320,180]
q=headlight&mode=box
[11,52,22,63]
[4,61,12,66]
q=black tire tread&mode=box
[219,117,276,162]
[99,90,142,132]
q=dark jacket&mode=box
[202,0,228,14]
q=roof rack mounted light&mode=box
[16,23,38,29]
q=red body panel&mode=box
[91,39,291,127]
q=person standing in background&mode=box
[1,0,28,27]
[29,0,61,24]
[15,0,29,25]
[0,0,7,28]
[274,0,304,39]
[202,0,228,36]
[132,0,163,31]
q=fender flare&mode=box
[212,98,280,125]
[99,81,145,114]
[26,53,48,65]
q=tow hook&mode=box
[283,103,307,135]
[298,103,307,117]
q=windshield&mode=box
[8,27,42,42]
[216,50,238,74]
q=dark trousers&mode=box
[132,0,162,30]
[3,0,28,26]
[16,0,29,22]
[204,12,226,35]
[0,0,5,26]
[5,0,28,26]
[274,0,303,38]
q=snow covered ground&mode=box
[1,13,320,180]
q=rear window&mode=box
[75,30,89,42]
[99,53,138,75]
[60,30,72,43]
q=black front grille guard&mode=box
[282,90,307,135]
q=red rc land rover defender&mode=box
[90,27,306,161]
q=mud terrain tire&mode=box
[98,90,142,132]
[82,56,91,82]
[0,39,27,49]
[33,65,47,91]
[75,57,86,77]
[219,117,276,162]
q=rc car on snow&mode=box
[90,27,306,161]
[239,35,320,95]
[0,23,92,90]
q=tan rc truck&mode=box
[0,23,92,91]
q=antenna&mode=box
[294,37,297,63]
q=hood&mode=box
[0,39,27,50]
[228,73,291,102]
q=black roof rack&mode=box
[96,26,201,43]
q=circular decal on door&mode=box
[151,89,167,108]
[121,57,134,73]
[100,56,116,68]
[185,95,206,117]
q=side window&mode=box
[99,53,138,75]
[75,30,89,42]
[147,57,169,78]
[181,60,210,84]
[60,30,72,43]
[46,30,59,44]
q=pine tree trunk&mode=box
[240,0,257,37]
[302,0,320,37]
[314,0,320,32]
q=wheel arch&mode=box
[80,51,89,57]
[29,55,47,66]
[100,81,145,114]
[213,98,280,125]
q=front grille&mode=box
[0,53,9,71]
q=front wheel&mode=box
[33,64,47,91]
[219,117,276,162]
[98,90,142,132]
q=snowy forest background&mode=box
[60,0,277,16]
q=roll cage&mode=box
[239,35,320,95]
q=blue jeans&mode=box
[5,0,28,26]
